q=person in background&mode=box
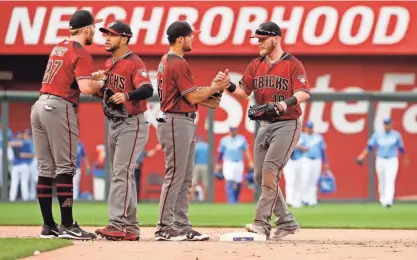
[74,140,91,200]
[134,143,161,202]
[283,132,306,208]
[191,136,209,201]
[9,131,34,201]
[0,133,14,191]
[300,121,330,207]
[215,125,253,204]
[23,129,39,201]
[356,118,409,208]
[0,117,14,145]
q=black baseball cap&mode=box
[99,21,133,37]
[167,21,200,40]
[250,22,282,38]
[69,10,103,30]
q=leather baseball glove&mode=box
[102,88,128,121]
[199,91,223,109]
[248,102,285,121]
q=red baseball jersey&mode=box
[157,53,198,113]
[40,40,93,105]
[103,51,152,114]
[240,53,311,120]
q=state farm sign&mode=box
[0,1,416,55]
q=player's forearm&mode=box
[320,149,328,164]
[78,79,104,95]
[20,153,34,158]
[216,151,224,164]
[245,150,253,165]
[293,91,311,104]
[227,83,249,99]
[359,149,369,158]
[127,85,153,101]
[185,84,224,105]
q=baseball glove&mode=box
[102,88,129,121]
[248,102,285,121]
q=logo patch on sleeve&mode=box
[297,75,306,85]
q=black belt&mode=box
[266,118,296,123]
[164,112,196,119]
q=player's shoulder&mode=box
[283,53,304,67]
[125,52,146,65]
[166,53,187,66]
[70,40,90,57]
[248,56,266,67]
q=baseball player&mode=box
[356,118,409,208]
[74,140,90,201]
[217,21,311,239]
[300,121,329,206]
[9,131,34,201]
[283,132,306,208]
[215,126,253,204]
[94,21,153,241]
[31,10,104,240]
[191,136,209,201]
[155,21,229,241]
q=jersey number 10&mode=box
[42,60,63,84]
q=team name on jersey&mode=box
[50,46,69,57]
[253,75,289,91]
[107,73,126,90]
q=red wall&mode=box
[4,55,417,202]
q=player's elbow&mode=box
[294,91,311,104]
[183,92,201,105]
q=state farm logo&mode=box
[3,3,412,48]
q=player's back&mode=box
[157,53,197,112]
[40,40,93,105]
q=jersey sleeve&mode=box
[72,45,93,81]
[396,132,405,149]
[79,143,86,158]
[218,139,225,153]
[320,136,326,149]
[173,60,197,95]
[291,60,311,94]
[239,60,256,95]
[132,60,152,89]
[367,133,377,149]
[242,137,249,150]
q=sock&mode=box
[37,176,55,227]
[56,174,74,227]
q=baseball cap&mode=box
[69,10,103,30]
[250,21,282,38]
[99,21,133,37]
[383,118,392,124]
[305,121,314,129]
[167,21,200,40]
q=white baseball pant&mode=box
[29,159,38,200]
[222,160,244,183]
[375,157,399,206]
[9,163,30,201]
[283,158,303,207]
[300,158,322,206]
[73,168,81,200]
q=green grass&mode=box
[0,202,416,229]
[0,238,72,260]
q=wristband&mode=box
[124,92,130,101]
[227,83,236,93]
[284,96,297,107]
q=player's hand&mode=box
[109,92,128,104]
[92,70,107,81]
[214,69,229,82]
[273,102,286,116]
[214,164,221,173]
[356,156,365,166]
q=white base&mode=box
[218,232,267,242]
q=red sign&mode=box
[7,55,417,202]
[0,1,416,55]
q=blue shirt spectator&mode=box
[195,138,209,165]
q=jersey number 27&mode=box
[42,60,63,84]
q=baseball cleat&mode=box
[40,224,59,239]
[245,224,270,239]
[122,233,140,241]
[154,229,187,241]
[272,225,300,240]
[182,229,210,241]
[58,222,97,240]
[95,225,126,240]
